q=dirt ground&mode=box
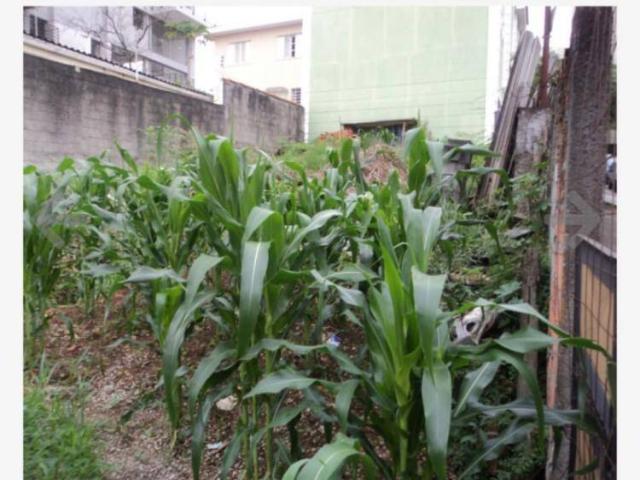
[41,293,369,480]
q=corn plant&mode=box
[23,125,615,480]
[23,162,80,361]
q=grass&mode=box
[23,368,105,480]
[276,140,330,171]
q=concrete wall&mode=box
[222,79,304,151]
[23,48,304,169]
[308,6,490,141]
[23,53,225,169]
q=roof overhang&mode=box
[142,6,208,28]
[207,19,302,40]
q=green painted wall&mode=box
[309,6,489,141]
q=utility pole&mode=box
[546,7,614,479]
[537,7,554,108]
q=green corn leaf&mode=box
[561,337,614,361]
[404,127,428,193]
[454,360,501,417]
[375,212,399,267]
[427,141,444,182]
[185,254,223,304]
[240,338,324,362]
[115,142,138,174]
[283,459,308,480]
[381,245,405,354]
[220,428,245,479]
[470,398,600,434]
[475,300,569,337]
[335,379,359,432]
[458,421,535,479]
[125,266,184,284]
[191,393,215,480]
[480,348,546,449]
[476,300,613,360]
[369,285,398,364]
[191,386,232,480]
[295,434,375,480]
[163,291,215,429]
[81,263,120,278]
[270,401,311,428]
[421,360,452,480]
[421,206,442,261]
[241,206,275,245]
[237,241,270,357]
[494,327,557,354]
[412,268,446,374]
[244,370,317,398]
[188,342,235,415]
[443,144,499,167]
[285,209,341,259]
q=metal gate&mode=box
[571,236,616,479]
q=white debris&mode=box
[216,395,238,411]
[453,307,495,343]
[207,441,226,451]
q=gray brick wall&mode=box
[223,79,305,152]
[24,54,304,169]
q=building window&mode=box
[27,15,55,42]
[91,38,102,58]
[277,33,301,59]
[228,41,249,65]
[111,45,134,65]
[133,8,144,30]
[291,88,301,104]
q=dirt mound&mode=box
[360,143,407,184]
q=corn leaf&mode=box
[421,360,452,480]
[412,268,446,374]
[244,369,317,398]
[237,241,270,356]
[454,360,501,417]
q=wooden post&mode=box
[546,8,613,479]
[537,7,554,108]
[511,108,551,398]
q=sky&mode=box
[199,5,574,51]
[528,6,574,52]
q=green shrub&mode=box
[23,384,105,480]
[276,140,330,171]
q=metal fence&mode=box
[571,235,616,479]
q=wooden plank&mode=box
[479,31,541,199]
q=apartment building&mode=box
[23,6,208,88]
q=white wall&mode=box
[484,6,519,140]
[211,22,304,103]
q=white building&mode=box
[207,19,305,105]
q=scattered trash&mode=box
[325,333,341,347]
[207,441,227,451]
[216,395,238,411]
[452,307,497,345]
